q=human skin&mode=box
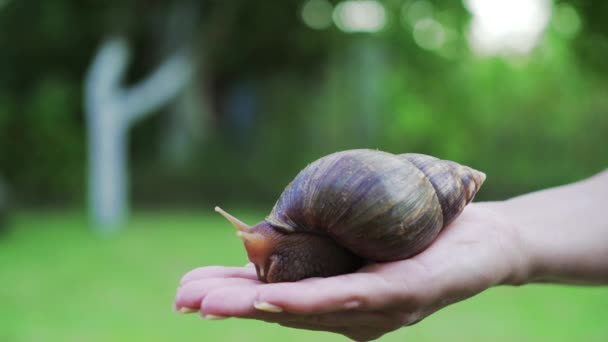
[174,170,608,341]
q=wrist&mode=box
[474,173,608,286]
[470,201,538,286]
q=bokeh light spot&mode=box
[402,0,434,27]
[333,0,386,33]
[413,18,445,51]
[464,0,552,56]
[301,0,334,30]
[552,3,581,38]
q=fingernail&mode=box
[253,301,283,313]
[202,314,228,320]
[176,307,197,314]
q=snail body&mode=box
[216,149,486,283]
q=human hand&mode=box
[175,203,529,341]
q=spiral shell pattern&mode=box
[265,149,486,262]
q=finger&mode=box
[201,273,405,317]
[180,266,258,286]
[278,310,397,328]
[255,273,404,314]
[175,277,260,310]
[201,284,396,325]
[201,284,408,340]
[201,285,259,317]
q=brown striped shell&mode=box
[265,149,486,262]
[215,149,486,282]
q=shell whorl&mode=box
[399,153,486,226]
[265,149,485,262]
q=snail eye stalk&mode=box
[215,206,251,232]
[215,207,277,281]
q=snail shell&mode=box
[216,149,486,282]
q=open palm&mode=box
[175,203,524,341]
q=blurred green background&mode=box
[1,0,607,341]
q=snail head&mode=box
[215,207,363,282]
[215,207,283,282]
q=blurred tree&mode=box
[85,36,192,230]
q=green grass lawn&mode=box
[1,210,607,341]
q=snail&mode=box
[215,149,486,283]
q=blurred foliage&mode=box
[0,0,607,209]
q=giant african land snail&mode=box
[216,149,486,283]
